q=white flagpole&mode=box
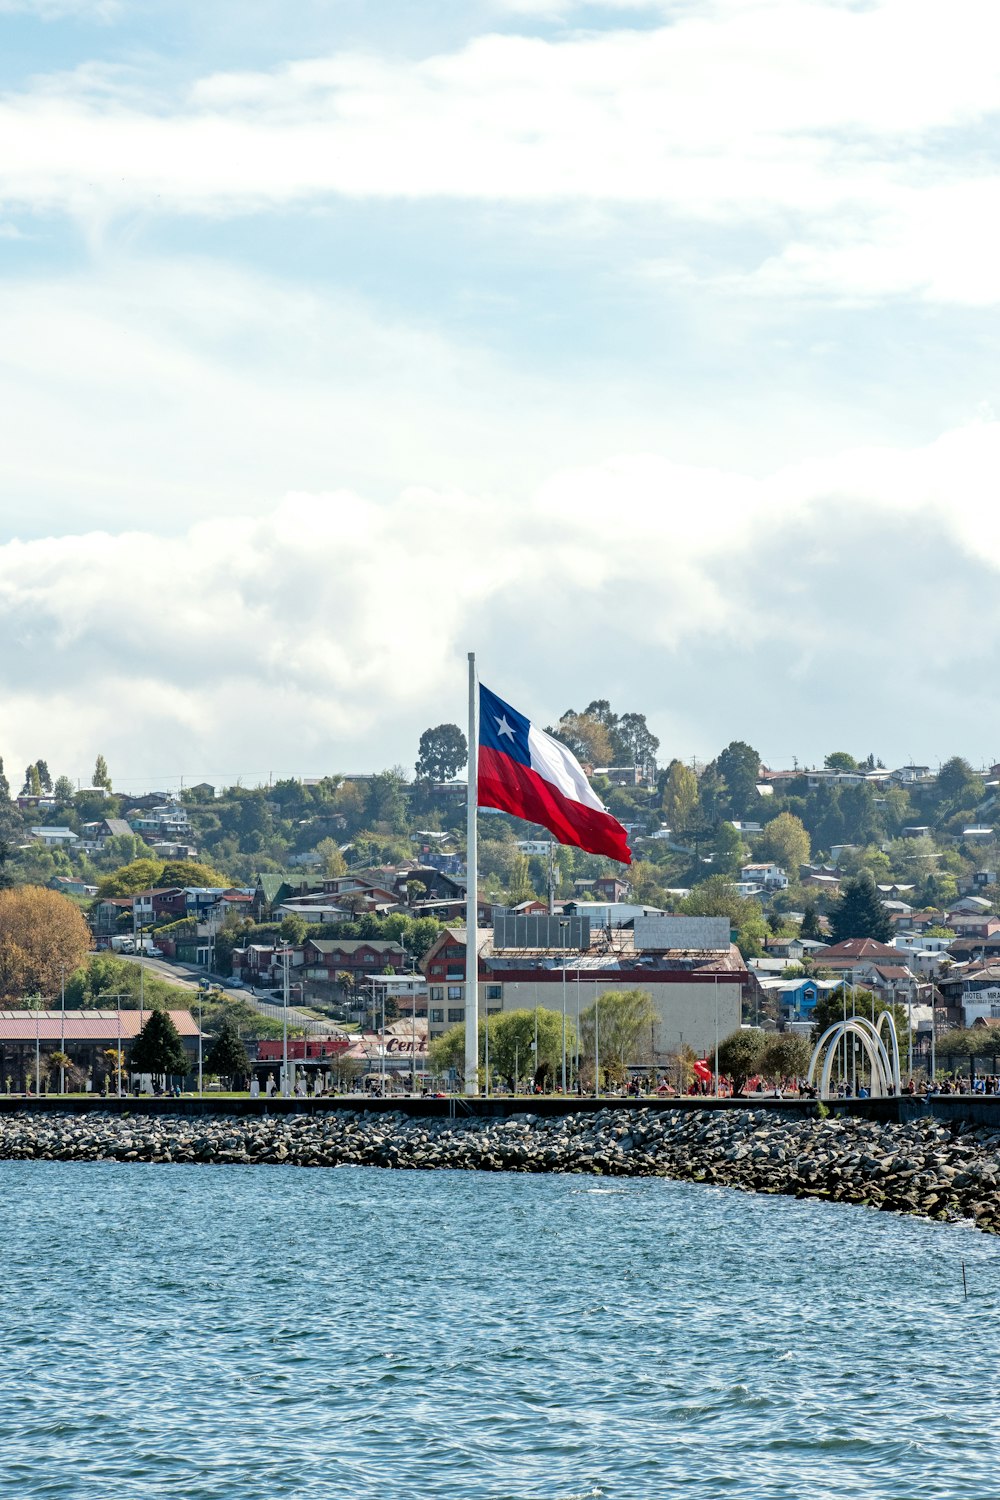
[465,651,480,1096]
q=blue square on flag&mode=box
[479,684,531,768]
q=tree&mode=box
[96,857,230,898]
[824,751,859,772]
[130,1010,189,1080]
[22,764,41,797]
[51,774,74,802]
[761,1032,813,1083]
[315,838,347,878]
[827,871,893,944]
[682,877,766,958]
[661,760,698,831]
[715,741,761,817]
[159,859,230,888]
[93,755,112,791]
[415,724,468,782]
[614,712,659,779]
[0,757,9,801]
[279,914,307,945]
[712,821,748,876]
[429,1007,568,1085]
[205,1017,250,1087]
[35,760,52,793]
[551,711,615,768]
[800,902,824,941]
[96,859,166,897]
[758,811,810,873]
[716,1028,766,1094]
[0,887,92,1001]
[578,990,657,1078]
[487,1008,572,1086]
[366,769,408,833]
[938,756,981,803]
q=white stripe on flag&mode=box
[527,724,610,814]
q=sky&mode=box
[2,0,999,792]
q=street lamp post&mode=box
[59,966,66,1095]
[198,990,203,1096]
[281,947,290,1097]
[713,977,719,1099]
[559,921,570,1093]
[594,994,600,1099]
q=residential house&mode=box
[50,875,94,898]
[276,899,351,925]
[945,913,1000,941]
[232,943,305,988]
[97,817,135,842]
[762,935,807,963]
[892,766,932,785]
[301,938,407,987]
[91,896,134,937]
[131,887,188,924]
[760,975,841,1021]
[740,862,789,891]
[30,826,78,847]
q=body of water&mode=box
[1,1161,997,1498]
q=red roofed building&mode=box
[0,1009,202,1092]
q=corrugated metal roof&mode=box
[0,1009,201,1041]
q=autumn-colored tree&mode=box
[315,838,347,877]
[0,887,92,1001]
[758,811,810,873]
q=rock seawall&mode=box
[2,1107,999,1231]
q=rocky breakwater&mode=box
[1,1107,999,1231]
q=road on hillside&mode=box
[116,955,337,1033]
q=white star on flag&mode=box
[496,715,515,740]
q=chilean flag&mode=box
[478,684,632,865]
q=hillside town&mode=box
[3,722,1000,1093]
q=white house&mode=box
[30,826,79,847]
[739,862,789,891]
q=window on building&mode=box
[487,1005,502,1016]
[486,985,502,1001]
[448,985,463,1001]
[430,1009,444,1024]
[448,1007,465,1023]
[430,987,443,1001]
[446,946,464,959]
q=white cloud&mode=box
[0,0,119,17]
[2,418,999,781]
[1,1,999,305]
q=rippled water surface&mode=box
[2,1161,999,1498]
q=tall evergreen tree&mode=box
[828,871,893,944]
[0,757,8,801]
[205,1018,250,1086]
[130,1010,189,1080]
[93,754,112,791]
[35,760,52,793]
[800,902,823,941]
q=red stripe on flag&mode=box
[478,745,632,864]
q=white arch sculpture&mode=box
[807,1013,902,1099]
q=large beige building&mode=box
[422,916,746,1061]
